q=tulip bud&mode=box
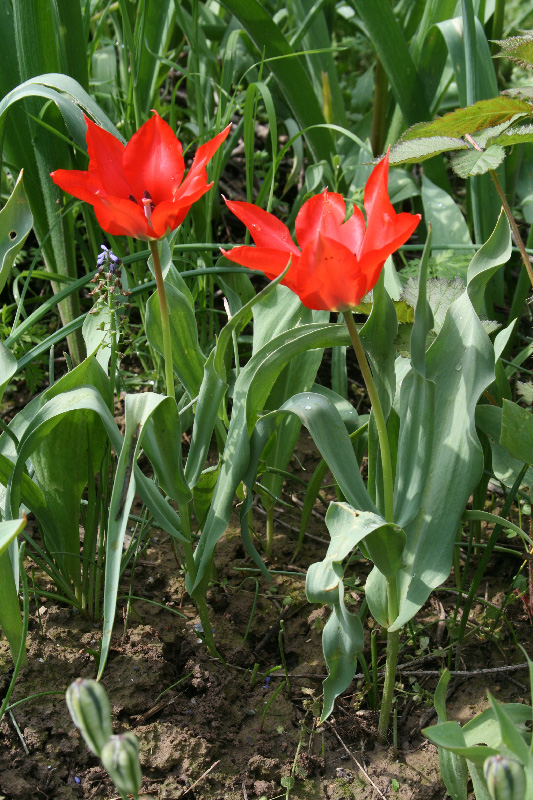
[483,754,527,800]
[101,732,142,797]
[66,678,113,757]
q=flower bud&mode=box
[483,754,527,800]
[100,732,142,797]
[66,678,113,757]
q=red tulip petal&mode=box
[221,245,297,282]
[176,125,231,200]
[91,195,153,239]
[150,200,192,239]
[84,116,132,199]
[295,190,365,254]
[224,198,300,255]
[295,234,367,311]
[123,111,185,205]
[51,168,105,205]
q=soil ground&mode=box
[0,434,531,800]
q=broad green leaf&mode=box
[191,322,357,592]
[0,170,32,296]
[393,232,435,526]
[0,517,26,559]
[451,145,506,178]
[423,721,497,765]
[193,466,219,530]
[467,210,512,314]
[501,399,533,466]
[488,694,532,766]
[22,356,109,594]
[306,503,405,604]
[421,176,471,247]
[320,586,364,721]
[255,286,327,513]
[373,218,504,633]
[399,96,531,140]
[0,340,18,405]
[476,405,533,488]
[462,703,533,750]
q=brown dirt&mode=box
[0,439,531,800]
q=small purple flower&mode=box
[74,776,81,784]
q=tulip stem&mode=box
[342,311,394,524]
[149,241,175,398]
[343,310,399,742]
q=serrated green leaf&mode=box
[401,277,465,334]
[470,116,525,148]
[387,136,467,165]
[493,33,533,69]
[399,96,531,140]
[501,399,533,465]
[490,122,533,147]
[451,145,506,178]
[517,381,533,405]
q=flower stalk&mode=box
[343,309,399,742]
[149,240,175,398]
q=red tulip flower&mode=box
[222,153,421,311]
[51,111,230,241]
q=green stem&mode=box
[377,576,400,743]
[342,311,394,523]
[180,500,226,665]
[149,241,175,397]
[343,310,399,742]
[490,169,533,290]
[265,505,274,556]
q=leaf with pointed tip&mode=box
[451,145,506,178]
[387,136,467,165]
[399,96,531,141]
[493,33,533,69]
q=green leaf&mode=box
[193,466,219,530]
[191,322,355,592]
[306,503,405,605]
[0,544,24,661]
[0,170,33,296]
[401,277,465,334]
[421,176,471,247]
[501,399,533,466]
[0,340,18,405]
[184,350,227,490]
[0,518,26,559]
[400,96,531,140]
[378,220,501,632]
[320,585,364,721]
[476,405,533,488]
[423,721,497,765]
[490,123,533,147]
[451,144,506,178]
[487,694,531,766]
[387,136,467,166]
[493,33,533,69]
